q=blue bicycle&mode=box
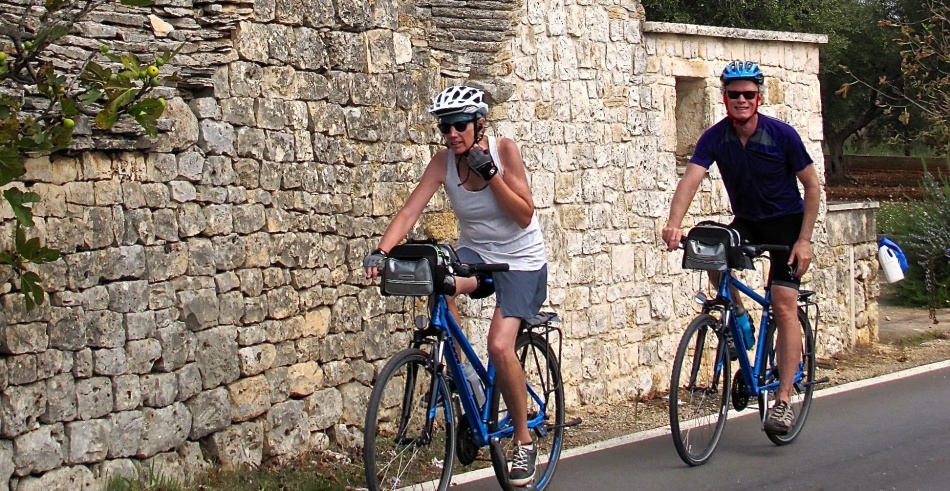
[669,226,827,466]
[363,243,576,490]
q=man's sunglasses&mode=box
[438,120,475,134]
[726,90,759,100]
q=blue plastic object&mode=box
[878,236,909,272]
[736,311,755,350]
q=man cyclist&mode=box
[364,86,547,485]
[661,60,822,435]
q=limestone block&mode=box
[212,235,246,271]
[263,400,309,459]
[0,381,46,437]
[142,451,184,485]
[328,423,361,450]
[65,418,111,464]
[205,421,263,469]
[0,324,48,355]
[151,209,180,243]
[185,387,230,440]
[264,130,295,162]
[106,281,149,313]
[155,97,199,152]
[227,375,272,423]
[177,289,219,331]
[177,202,207,238]
[305,388,343,431]
[15,464,95,491]
[0,441,11,490]
[124,311,157,342]
[137,403,192,458]
[92,348,128,376]
[188,98,221,119]
[99,458,139,483]
[112,374,141,412]
[76,377,113,420]
[238,344,276,377]
[12,423,64,476]
[140,373,178,408]
[287,361,322,397]
[198,120,235,156]
[194,326,238,390]
[155,323,191,373]
[338,381,370,426]
[73,349,93,379]
[85,310,125,348]
[176,363,203,402]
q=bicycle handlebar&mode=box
[454,262,509,276]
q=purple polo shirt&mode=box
[690,114,813,221]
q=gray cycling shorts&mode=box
[456,247,548,320]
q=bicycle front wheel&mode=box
[364,348,456,491]
[758,307,816,445]
[669,313,731,466]
[489,332,565,490]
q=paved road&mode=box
[454,363,950,491]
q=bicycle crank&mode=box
[732,369,750,411]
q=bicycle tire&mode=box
[757,307,816,445]
[669,313,731,466]
[488,332,565,490]
[364,348,456,491]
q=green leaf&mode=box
[95,108,119,130]
[61,98,78,117]
[4,188,39,227]
[0,144,24,187]
[19,271,45,312]
[120,53,142,73]
[0,249,15,266]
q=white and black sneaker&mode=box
[508,441,537,486]
[764,400,794,435]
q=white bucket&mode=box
[878,245,905,283]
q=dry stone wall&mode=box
[0,1,874,488]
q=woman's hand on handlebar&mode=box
[363,249,387,279]
[662,225,685,252]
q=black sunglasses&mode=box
[438,120,474,134]
[726,90,759,100]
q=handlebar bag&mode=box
[382,242,457,296]
[682,221,754,271]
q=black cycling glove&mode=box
[466,145,497,181]
[363,248,387,269]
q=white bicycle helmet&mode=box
[428,86,489,118]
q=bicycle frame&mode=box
[424,294,550,448]
[713,272,800,398]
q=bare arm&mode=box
[662,163,708,250]
[485,138,536,228]
[365,154,446,277]
[790,164,821,276]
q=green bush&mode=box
[877,165,950,314]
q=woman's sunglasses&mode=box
[726,90,759,100]
[438,120,474,134]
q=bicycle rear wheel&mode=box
[669,313,731,466]
[489,332,565,490]
[758,308,816,445]
[364,348,456,491]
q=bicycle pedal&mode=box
[803,376,830,387]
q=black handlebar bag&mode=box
[682,221,754,271]
[381,242,458,296]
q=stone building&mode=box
[0,0,878,488]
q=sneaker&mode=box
[508,441,537,486]
[764,400,794,435]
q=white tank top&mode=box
[443,136,547,271]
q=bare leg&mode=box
[487,308,532,445]
[770,285,803,403]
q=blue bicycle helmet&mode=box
[720,60,765,86]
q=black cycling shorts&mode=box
[729,213,804,290]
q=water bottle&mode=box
[462,361,486,407]
[735,306,755,350]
